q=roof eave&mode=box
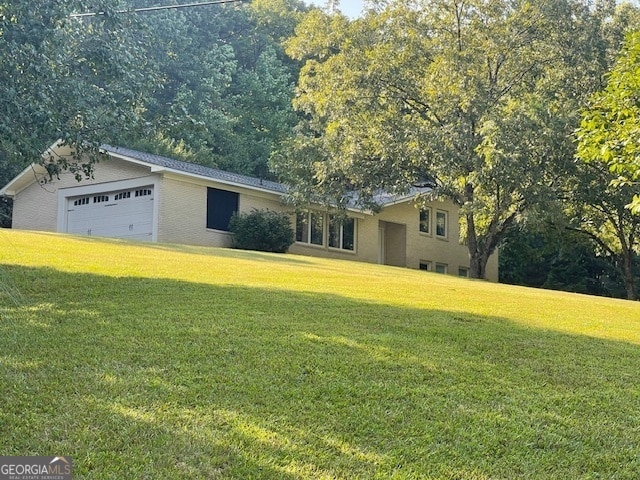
[0,163,48,198]
[106,150,287,197]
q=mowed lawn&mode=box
[1,230,639,479]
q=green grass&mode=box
[1,230,639,479]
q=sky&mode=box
[304,0,365,19]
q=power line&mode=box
[70,0,247,18]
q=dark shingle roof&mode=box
[103,145,287,194]
[102,145,431,209]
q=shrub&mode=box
[229,209,295,253]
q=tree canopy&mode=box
[576,29,640,214]
[273,0,618,279]
[0,0,308,183]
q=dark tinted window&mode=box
[207,188,239,231]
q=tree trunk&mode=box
[621,253,637,301]
[466,211,490,280]
[469,250,490,279]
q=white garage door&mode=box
[66,186,154,241]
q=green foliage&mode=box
[126,0,306,177]
[576,29,640,213]
[229,209,295,253]
[0,0,155,177]
[274,0,622,278]
[0,0,307,185]
[499,226,631,299]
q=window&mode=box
[329,216,355,251]
[436,210,448,238]
[73,197,90,206]
[135,189,152,197]
[206,187,239,231]
[93,195,109,203]
[296,212,324,246]
[419,261,432,271]
[115,191,131,201]
[435,263,447,274]
[458,267,470,278]
[419,208,431,234]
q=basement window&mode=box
[419,261,432,271]
[435,263,447,274]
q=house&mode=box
[0,142,498,281]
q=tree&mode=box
[499,224,625,298]
[273,0,609,279]
[127,0,306,177]
[576,29,640,214]
[563,160,640,299]
[0,0,155,181]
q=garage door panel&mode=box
[66,187,154,241]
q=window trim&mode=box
[328,215,356,253]
[296,211,325,247]
[436,210,448,239]
[419,207,432,235]
[435,263,448,274]
[206,187,239,232]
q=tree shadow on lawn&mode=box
[1,265,640,479]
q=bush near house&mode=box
[229,209,294,253]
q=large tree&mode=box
[576,29,640,214]
[565,161,640,299]
[273,0,616,278]
[127,0,307,177]
[0,0,155,181]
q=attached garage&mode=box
[65,186,154,240]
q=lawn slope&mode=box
[1,230,639,479]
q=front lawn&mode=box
[1,231,639,479]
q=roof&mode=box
[104,146,432,208]
[1,142,431,210]
[103,145,287,195]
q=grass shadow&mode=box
[1,265,640,479]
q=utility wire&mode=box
[70,0,246,18]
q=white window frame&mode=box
[419,207,431,235]
[296,211,325,246]
[436,210,448,239]
[435,263,448,274]
[328,215,356,252]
